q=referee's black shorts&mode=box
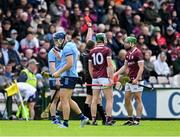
[85,77,92,95]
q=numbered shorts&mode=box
[60,77,79,89]
[49,79,60,90]
[125,81,144,93]
[92,77,111,90]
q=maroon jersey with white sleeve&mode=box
[89,46,112,78]
[125,47,144,81]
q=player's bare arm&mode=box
[114,60,128,76]
[53,55,73,78]
[49,62,56,74]
[86,23,93,43]
[107,56,114,82]
[132,61,144,84]
[88,59,93,78]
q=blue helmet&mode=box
[53,31,66,40]
[53,31,66,49]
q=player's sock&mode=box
[92,116,98,125]
[51,115,61,124]
[56,111,62,119]
[97,104,106,122]
[134,117,140,122]
[63,120,69,127]
[122,116,134,126]
[79,113,86,120]
[105,116,115,125]
[84,103,92,120]
[128,116,133,122]
[51,116,56,121]
[106,116,112,122]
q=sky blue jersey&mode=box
[60,42,79,77]
[48,48,62,79]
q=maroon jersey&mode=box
[89,46,112,78]
[125,47,144,80]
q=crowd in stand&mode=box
[0,0,179,87]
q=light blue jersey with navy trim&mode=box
[48,48,62,80]
[60,42,78,77]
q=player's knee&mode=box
[135,95,142,103]
[52,97,59,104]
[125,97,131,105]
[92,98,98,105]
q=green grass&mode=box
[0,120,179,136]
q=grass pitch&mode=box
[0,120,179,137]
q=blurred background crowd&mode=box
[0,0,179,119]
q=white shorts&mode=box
[125,81,144,93]
[92,77,111,90]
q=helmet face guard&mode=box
[124,36,137,47]
[53,31,66,49]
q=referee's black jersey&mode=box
[80,50,91,82]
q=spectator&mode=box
[141,45,149,56]
[41,39,51,52]
[153,26,167,47]
[141,25,151,46]
[36,24,45,43]
[125,0,142,12]
[119,5,133,35]
[42,14,51,34]
[20,31,39,54]
[30,15,42,31]
[160,46,172,67]
[165,26,176,48]
[7,39,20,65]
[44,24,56,46]
[49,0,66,19]
[10,29,19,53]
[111,31,125,56]
[0,40,10,65]
[153,52,170,76]
[36,48,48,72]
[132,15,142,37]
[114,49,127,70]
[95,0,106,24]
[102,5,118,25]
[144,50,156,80]
[144,0,161,25]
[59,10,70,30]
[24,49,33,60]
[39,8,47,21]
[26,4,34,22]
[70,3,81,28]
[4,63,13,82]
[148,36,161,57]
[158,1,170,27]
[15,12,30,41]
[172,48,180,75]
[136,35,146,50]
[2,20,11,39]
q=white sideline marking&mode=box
[0,136,179,137]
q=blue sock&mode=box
[79,113,86,120]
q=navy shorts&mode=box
[60,77,79,89]
[49,80,60,90]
